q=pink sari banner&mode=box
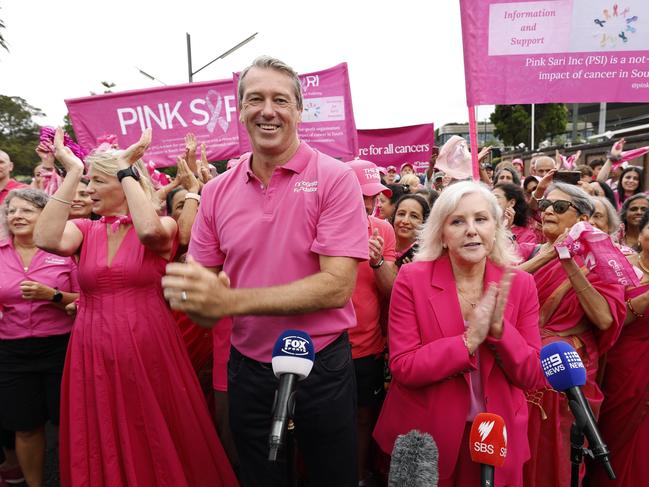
[460,0,649,105]
[357,123,434,173]
[65,79,240,167]
[234,63,358,160]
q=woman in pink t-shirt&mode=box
[0,188,79,487]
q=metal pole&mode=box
[572,103,579,143]
[531,103,535,151]
[186,33,193,83]
[598,102,607,135]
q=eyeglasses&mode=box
[538,199,579,214]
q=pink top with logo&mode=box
[0,238,78,339]
[189,142,369,362]
[350,216,396,359]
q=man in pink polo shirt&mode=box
[163,56,368,487]
[348,160,396,485]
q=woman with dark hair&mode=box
[619,193,649,250]
[492,183,536,245]
[390,194,430,267]
[616,166,644,208]
[589,180,617,211]
[377,184,407,221]
[592,210,649,485]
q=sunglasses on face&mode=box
[539,199,579,214]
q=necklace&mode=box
[457,290,478,308]
[638,255,649,276]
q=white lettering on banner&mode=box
[300,75,320,93]
[359,143,431,157]
[115,94,237,136]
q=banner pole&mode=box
[468,105,480,181]
[531,103,535,151]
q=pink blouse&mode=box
[0,239,78,339]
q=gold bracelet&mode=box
[462,331,475,357]
[50,195,72,205]
[627,298,645,319]
[575,284,592,294]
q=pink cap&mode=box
[349,160,392,197]
[378,166,387,175]
[386,165,397,173]
[512,158,524,168]
[400,162,414,173]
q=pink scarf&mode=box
[99,215,133,232]
[611,146,649,171]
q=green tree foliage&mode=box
[0,96,44,176]
[490,104,568,149]
[63,113,77,142]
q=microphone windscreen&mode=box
[271,330,315,379]
[388,430,439,487]
[540,341,586,391]
[469,413,507,467]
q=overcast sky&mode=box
[0,0,494,131]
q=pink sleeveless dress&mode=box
[59,219,238,486]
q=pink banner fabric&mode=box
[555,221,642,286]
[66,79,240,168]
[234,63,358,161]
[460,0,649,105]
[356,124,434,173]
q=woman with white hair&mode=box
[374,181,543,486]
[33,129,237,486]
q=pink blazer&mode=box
[373,255,544,485]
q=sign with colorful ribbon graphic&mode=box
[460,0,649,105]
[66,79,239,167]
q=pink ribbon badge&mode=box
[205,90,229,134]
[555,221,642,286]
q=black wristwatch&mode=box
[116,166,141,182]
[52,288,63,303]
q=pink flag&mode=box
[435,135,473,180]
[612,146,649,171]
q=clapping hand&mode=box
[119,129,152,167]
[197,143,213,183]
[176,156,201,194]
[53,127,84,173]
[368,228,384,266]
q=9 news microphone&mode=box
[268,330,315,461]
[388,430,439,487]
[540,341,615,479]
[469,413,507,487]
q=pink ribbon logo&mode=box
[205,90,229,134]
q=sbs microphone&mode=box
[268,330,315,461]
[540,341,615,479]
[388,430,439,487]
[469,413,507,487]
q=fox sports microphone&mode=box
[469,413,507,487]
[388,430,439,487]
[268,330,315,461]
[540,341,615,479]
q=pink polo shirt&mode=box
[349,216,396,359]
[0,239,78,339]
[189,142,369,362]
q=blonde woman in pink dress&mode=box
[34,128,237,487]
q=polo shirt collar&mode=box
[243,142,313,183]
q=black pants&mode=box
[229,332,358,487]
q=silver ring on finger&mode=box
[181,290,188,302]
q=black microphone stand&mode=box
[569,400,591,487]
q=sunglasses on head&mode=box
[538,199,579,214]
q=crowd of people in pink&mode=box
[0,56,648,487]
